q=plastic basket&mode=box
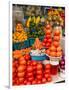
[30,53,48,61]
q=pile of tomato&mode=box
[12,54,52,85]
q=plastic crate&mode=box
[13,39,29,50]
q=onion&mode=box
[60,60,65,65]
[60,65,65,70]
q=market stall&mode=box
[12,4,65,86]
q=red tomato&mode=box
[36,70,43,75]
[37,63,43,70]
[27,66,33,72]
[45,64,51,69]
[42,42,46,46]
[47,76,52,82]
[19,77,24,83]
[28,77,34,82]
[47,38,52,43]
[32,80,37,84]
[13,60,18,67]
[24,54,31,60]
[17,72,25,77]
[33,65,36,70]
[42,78,47,83]
[12,67,16,73]
[45,69,50,74]
[27,72,33,77]
[46,43,51,48]
[23,80,27,85]
[46,30,51,35]
[17,65,26,72]
[27,61,31,65]
[43,38,47,43]
[46,49,50,55]
[19,58,26,65]
[26,81,31,85]
[37,80,42,84]
[46,35,51,39]
[44,73,50,78]
[36,75,42,80]
[46,24,51,29]
[32,61,37,66]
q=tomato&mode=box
[32,61,37,66]
[19,58,26,65]
[33,65,36,70]
[16,79,20,85]
[24,54,31,60]
[23,80,27,85]
[46,30,51,35]
[26,81,31,85]
[43,38,47,43]
[50,46,56,52]
[45,64,51,69]
[27,61,31,65]
[44,73,50,78]
[27,66,33,72]
[37,80,42,84]
[36,70,43,75]
[53,41,59,47]
[46,43,51,48]
[54,36,60,41]
[45,69,51,74]
[46,35,51,39]
[12,67,16,73]
[13,60,18,67]
[46,49,50,55]
[19,77,24,83]
[42,78,47,83]
[47,76,52,82]
[47,38,52,43]
[17,72,25,77]
[27,72,33,77]
[28,77,34,82]
[17,65,26,72]
[54,30,60,36]
[46,24,51,29]
[37,63,43,70]
[32,80,37,84]
[42,42,46,46]
[36,75,42,80]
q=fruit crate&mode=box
[13,39,29,50]
[29,36,44,47]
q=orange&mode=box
[53,41,59,47]
[56,51,62,57]
[50,51,56,57]
[50,46,56,52]
[54,36,60,41]
[57,46,62,52]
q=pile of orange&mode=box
[46,29,62,57]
